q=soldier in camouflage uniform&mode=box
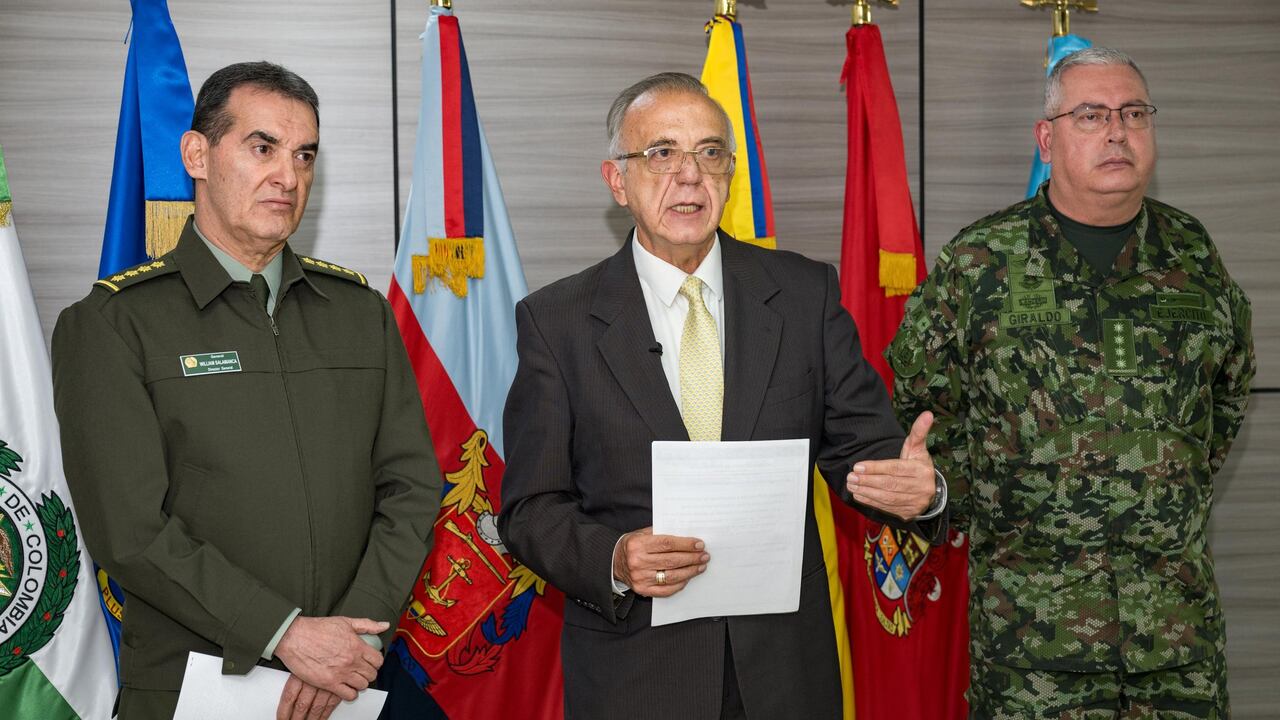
[888,48,1255,718]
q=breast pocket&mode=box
[1134,299,1231,431]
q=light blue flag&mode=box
[1027,33,1092,198]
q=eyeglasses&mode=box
[1047,104,1158,133]
[614,145,733,175]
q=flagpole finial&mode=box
[430,0,452,8]
[852,0,899,27]
[1020,0,1099,37]
[715,0,737,21]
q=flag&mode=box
[93,0,196,676]
[1026,34,1092,198]
[380,6,563,719]
[702,14,856,718]
[839,23,970,720]
[701,14,776,249]
[100,0,195,277]
[0,145,117,718]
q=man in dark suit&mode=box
[497,72,946,720]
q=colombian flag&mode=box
[701,14,855,719]
[701,14,775,249]
[380,5,564,719]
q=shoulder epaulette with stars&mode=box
[298,256,368,286]
[93,259,177,293]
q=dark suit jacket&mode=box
[498,235,945,720]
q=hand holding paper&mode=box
[274,616,387,700]
[846,411,936,519]
[613,527,709,597]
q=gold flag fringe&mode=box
[413,237,485,298]
[145,200,194,259]
[0,201,10,228]
[879,249,919,297]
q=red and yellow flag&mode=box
[838,22,970,720]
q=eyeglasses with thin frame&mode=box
[614,145,733,175]
[1046,104,1158,133]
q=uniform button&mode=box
[227,661,236,670]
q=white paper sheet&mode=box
[173,652,388,720]
[650,438,810,626]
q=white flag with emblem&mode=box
[0,145,116,718]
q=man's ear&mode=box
[1034,120,1053,164]
[601,159,628,207]
[180,130,209,180]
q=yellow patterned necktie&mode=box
[678,275,723,441]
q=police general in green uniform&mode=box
[889,48,1254,718]
[52,63,443,720]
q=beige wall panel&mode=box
[0,0,394,340]
[1211,394,1280,717]
[924,0,1280,386]
[394,0,920,293]
[0,1,134,339]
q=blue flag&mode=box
[100,0,194,277]
[1026,33,1092,198]
[95,0,194,677]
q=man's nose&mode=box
[1105,111,1128,141]
[675,151,703,181]
[270,154,299,190]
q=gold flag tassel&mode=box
[879,249,918,297]
[145,200,194,258]
[413,236,485,297]
[0,200,11,228]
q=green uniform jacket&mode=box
[889,186,1255,674]
[51,221,443,700]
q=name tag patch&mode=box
[1000,308,1074,329]
[1151,306,1212,324]
[1001,256,1067,329]
[180,351,242,377]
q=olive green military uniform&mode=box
[52,219,443,718]
[888,185,1254,718]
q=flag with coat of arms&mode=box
[839,20,970,720]
[379,4,564,719]
[0,145,118,719]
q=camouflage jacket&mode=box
[888,186,1255,673]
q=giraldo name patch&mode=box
[179,351,242,377]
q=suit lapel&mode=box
[592,241,689,441]
[720,236,782,442]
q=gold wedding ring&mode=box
[656,570,667,586]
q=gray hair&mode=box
[1044,47,1150,117]
[606,72,737,162]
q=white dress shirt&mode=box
[611,235,725,594]
[631,233,726,408]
